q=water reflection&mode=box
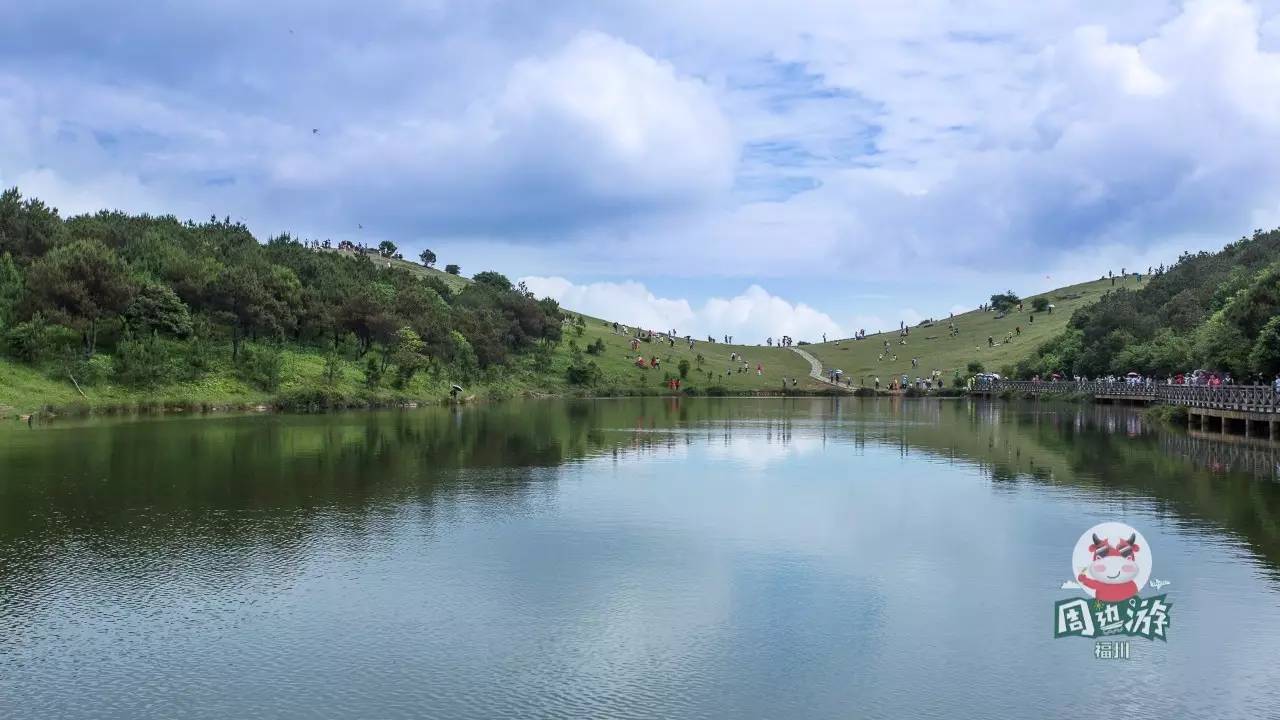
[2,398,1279,719]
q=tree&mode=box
[125,282,193,338]
[1161,288,1205,332]
[1249,316,1280,376]
[678,358,690,379]
[391,326,428,387]
[419,249,437,267]
[378,240,398,258]
[1191,313,1250,376]
[0,188,68,262]
[0,252,22,327]
[473,271,512,292]
[207,263,297,360]
[1031,297,1049,313]
[24,239,136,356]
[445,264,461,275]
[989,290,1020,313]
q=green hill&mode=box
[804,276,1146,386]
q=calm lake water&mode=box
[2,398,1280,719]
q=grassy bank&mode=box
[0,315,831,418]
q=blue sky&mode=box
[5,0,1280,340]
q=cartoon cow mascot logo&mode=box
[1071,522,1152,603]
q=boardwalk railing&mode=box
[976,380,1280,415]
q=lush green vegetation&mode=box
[1018,229,1280,381]
[0,189,825,417]
[0,188,559,415]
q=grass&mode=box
[804,276,1147,386]
[561,315,824,393]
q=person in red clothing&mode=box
[1077,533,1141,602]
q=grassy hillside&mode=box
[0,315,825,417]
[328,248,472,293]
[804,276,1146,385]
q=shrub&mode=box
[176,334,212,382]
[585,338,606,355]
[274,386,364,412]
[237,343,284,391]
[323,351,342,385]
[5,313,78,362]
[1146,404,1189,426]
[364,354,384,388]
[678,358,690,378]
[114,332,177,386]
[966,361,985,374]
[565,353,602,386]
[1031,297,1049,313]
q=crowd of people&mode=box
[988,370,1280,392]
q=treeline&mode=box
[0,188,562,393]
[1015,229,1280,380]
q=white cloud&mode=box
[521,276,843,342]
[6,0,1280,321]
[266,31,735,234]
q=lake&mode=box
[2,398,1279,719]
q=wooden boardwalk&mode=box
[975,380,1280,440]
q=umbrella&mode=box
[1126,372,1141,377]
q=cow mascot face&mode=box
[1085,533,1140,585]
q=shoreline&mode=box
[3,386,976,422]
